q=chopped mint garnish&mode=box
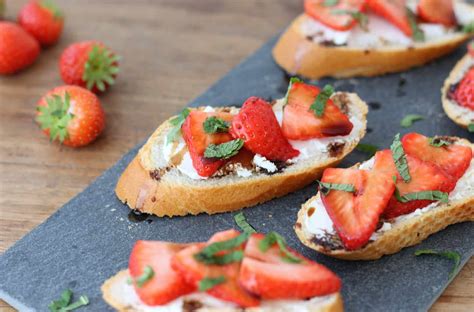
[415,249,461,279]
[204,139,244,159]
[259,232,303,263]
[323,0,339,6]
[319,181,355,195]
[48,289,89,312]
[356,143,378,157]
[199,276,226,291]
[167,108,190,143]
[203,116,230,134]
[284,77,302,104]
[407,8,425,41]
[331,9,368,30]
[390,134,411,183]
[234,212,257,234]
[429,137,451,148]
[400,114,424,128]
[468,123,474,132]
[309,84,334,117]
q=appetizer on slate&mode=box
[273,0,474,79]
[116,80,368,217]
[102,229,343,311]
[442,45,474,129]
[295,133,474,260]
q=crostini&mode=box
[116,80,368,217]
[442,44,474,129]
[295,132,474,260]
[102,229,344,312]
[273,0,473,79]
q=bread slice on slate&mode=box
[295,137,474,261]
[442,53,474,129]
[101,270,344,312]
[272,14,470,79]
[116,92,368,217]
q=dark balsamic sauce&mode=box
[128,210,151,223]
[368,101,381,110]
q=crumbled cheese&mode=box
[253,154,277,173]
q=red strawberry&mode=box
[376,149,456,219]
[320,152,395,250]
[181,110,235,177]
[282,82,353,140]
[401,133,472,181]
[367,0,412,36]
[0,22,40,74]
[418,0,455,27]
[451,67,474,110]
[239,234,341,299]
[18,0,64,47]
[129,241,195,306]
[304,0,367,31]
[172,230,259,307]
[469,42,474,57]
[59,41,119,93]
[231,97,299,161]
[36,85,105,147]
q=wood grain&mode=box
[0,0,471,311]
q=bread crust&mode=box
[272,14,470,79]
[115,94,368,217]
[295,139,474,260]
[101,270,344,312]
[441,53,474,128]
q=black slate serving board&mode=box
[1,35,473,312]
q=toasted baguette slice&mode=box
[272,14,470,79]
[116,93,368,217]
[295,138,474,261]
[101,270,344,312]
[442,53,474,128]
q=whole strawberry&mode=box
[18,0,64,47]
[36,85,105,147]
[59,41,119,93]
[0,22,40,74]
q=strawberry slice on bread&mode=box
[239,234,341,299]
[231,97,299,161]
[181,110,235,177]
[128,241,194,305]
[418,0,456,27]
[282,82,353,140]
[320,153,395,250]
[367,0,412,36]
[304,0,367,31]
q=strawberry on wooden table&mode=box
[418,0,455,27]
[304,0,367,31]
[282,81,353,140]
[0,22,40,74]
[320,151,395,250]
[181,110,237,177]
[231,97,299,161]
[129,241,195,306]
[172,229,260,308]
[18,0,64,47]
[401,133,472,181]
[239,233,341,299]
[59,41,119,93]
[36,85,105,147]
[367,0,412,36]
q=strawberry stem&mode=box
[36,92,74,143]
[40,0,63,19]
[83,45,119,92]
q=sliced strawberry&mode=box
[181,110,234,177]
[172,230,259,307]
[321,153,395,250]
[450,68,474,111]
[239,234,341,299]
[282,82,353,140]
[418,0,456,27]
[129,241,195,306]
[304,0,367,31]
[231,97,299,161]
[376,149,456,219]
[367,0,412,36]
[469,42,474,57]
[402,133,472,181]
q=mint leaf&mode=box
[259,232,302,263]
[284,77,302,104]
[203,116,229,134]
[194,232,249,265]
[204,139,244,159]
[319,181,355,195]
[331,9,368,30]
[407,8,425,41]
[463,22,474,33]
[309,84,334,117]
[356,143,378,157]
[390,134,411,183]
[194,250,244,265]
[134,266,154,288]
[323,0,339,6]
[48,289,89,312]
[234,212,257,234]
[167,108,190,143]
[415,249,461,279]
[429,137,451,148]
[400,114,424,128]
[199,276,226,291]
[468,123,474,132]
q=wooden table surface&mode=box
[0,0,472,311]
